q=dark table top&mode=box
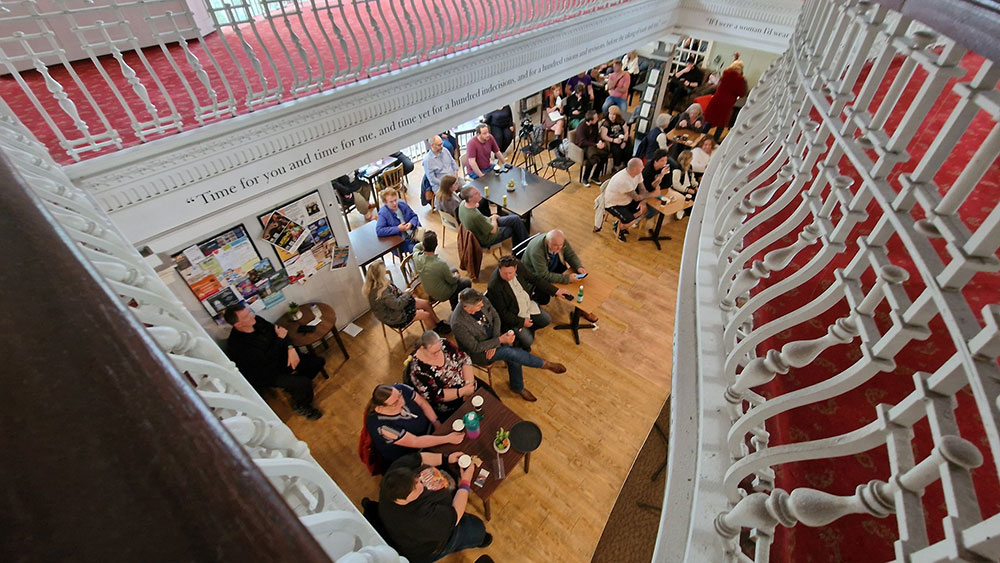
[466,167,565,217]
[276,302,336,348]
[428,391,528,502]
[358,156,399,180]
[348,220,403,268]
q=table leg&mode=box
[522,210,532,232]
[332,329,350,360]
[637,211,670,251]
[484,498,492,521]
[554,307,595,345]
[524,452,531,474]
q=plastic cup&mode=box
[452,419,465,432]
[471,395,484,411]
[458,454,472,469]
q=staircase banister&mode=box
[0,151,331,560]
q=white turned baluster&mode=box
[222,415,310,458]
[97,22,158,129]
[855,265,909,316]
[761,223,823,271]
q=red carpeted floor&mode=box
[744,52,1000,561]
[1,0,617,163]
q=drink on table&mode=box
[576,285,584,303]
[463,411,481,440]
[472,395,484,412]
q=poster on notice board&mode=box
[259,190,346,283]
[171,225,290,322]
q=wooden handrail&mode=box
[0,153,330,560]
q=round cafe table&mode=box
[276,302,349,360]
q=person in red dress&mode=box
[703,61,748,143]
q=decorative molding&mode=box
[65,0,677,245]
[674,0,801,52]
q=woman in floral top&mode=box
[406,330,477,419]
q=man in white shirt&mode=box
[421,135,459,206]
[604,158,646,242]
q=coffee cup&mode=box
[452,419,465,432]
[471,395,484,411]
[458,454,472,469]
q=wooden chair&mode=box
[472,363,494,387]
[440,209,459,248]
[379,261,424,348]
[332,187,356,232]
[376,163,407,202]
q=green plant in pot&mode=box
[288,302,302,320]
[494,427,510,453]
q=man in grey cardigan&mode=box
[520,229,588,285]
[449,288,566,402]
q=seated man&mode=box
[487,255,572,351]
[450,288,565,402]
[422,135,459,207]
[376,188,422,254]
[640,149,672,222]
[379,451,491,563]
[573,110,608,187]
[331,173,375,221]
[465,123,507,179]
[521,229,588,285]
[457,186,528,248]
[413,231,472,308]
[224,304,324,420]
[604,158,647,243]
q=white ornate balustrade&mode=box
[659,0,1000,561]
[0,98,400,562]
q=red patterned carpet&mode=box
[746,52,1000,561]
[1,0,615,163]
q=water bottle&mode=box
[463,411,481,440]
[521,166,526,187]
[576,285,584,303]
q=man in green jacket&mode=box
[413,231,472,308]
[457,186,528,248]
[521,229,588,285]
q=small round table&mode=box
[276,302,349,360]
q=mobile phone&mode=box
[576,273,589,280]
[561,293,574,301]
[474,468,490,488]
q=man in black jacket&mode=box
[224,303,325,419]
[486,255,572,351]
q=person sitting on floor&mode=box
[378,450,491,563]
[457,186,528,248]
[331,173,375,221]
[487,255,572,351]
[574,110,608,187]
[422,135,460,207]
[413,232,472,309]
[563,82,592,130]
[604,158,647,243]
[521,229,588,285]
[376,188,422,254]
[365,383,465,467]
[450,288,566,402]
[224,303,325,420]
[364,261,448,334]
[406,330,480,420]
[465,123,508,179]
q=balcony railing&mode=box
[0,98,400,561]
[660,0,1000,561]
[0,0,620,163]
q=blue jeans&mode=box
[467,163,495,179]
[515,308,552,350]
[493,214,528,247]
[602,95,627,114]
[490,344,544,392]
[430,514,486,561]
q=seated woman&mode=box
[375,188,422,254]
[363,261,448,333]
[600,105,631,170]
[436,175,490,219]
[541,84,565,141]
[365,383,464,466]
[671,150,699,219]
[406,330,481,420]
[676,103,705,131]
[690,136,716,180]
[563,82,591,130]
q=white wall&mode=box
[704,41,781,89]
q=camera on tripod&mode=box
[518,117,534,139]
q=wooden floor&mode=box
[279,150,688,562]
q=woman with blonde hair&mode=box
[599,104,631,169]
[671,150,699,219]
[541,83,565,140]
[363,260,448,334]
[704,60,747,142]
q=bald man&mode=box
[422,135,459,206]
[521,229,588,285]
[604,158,647,242]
